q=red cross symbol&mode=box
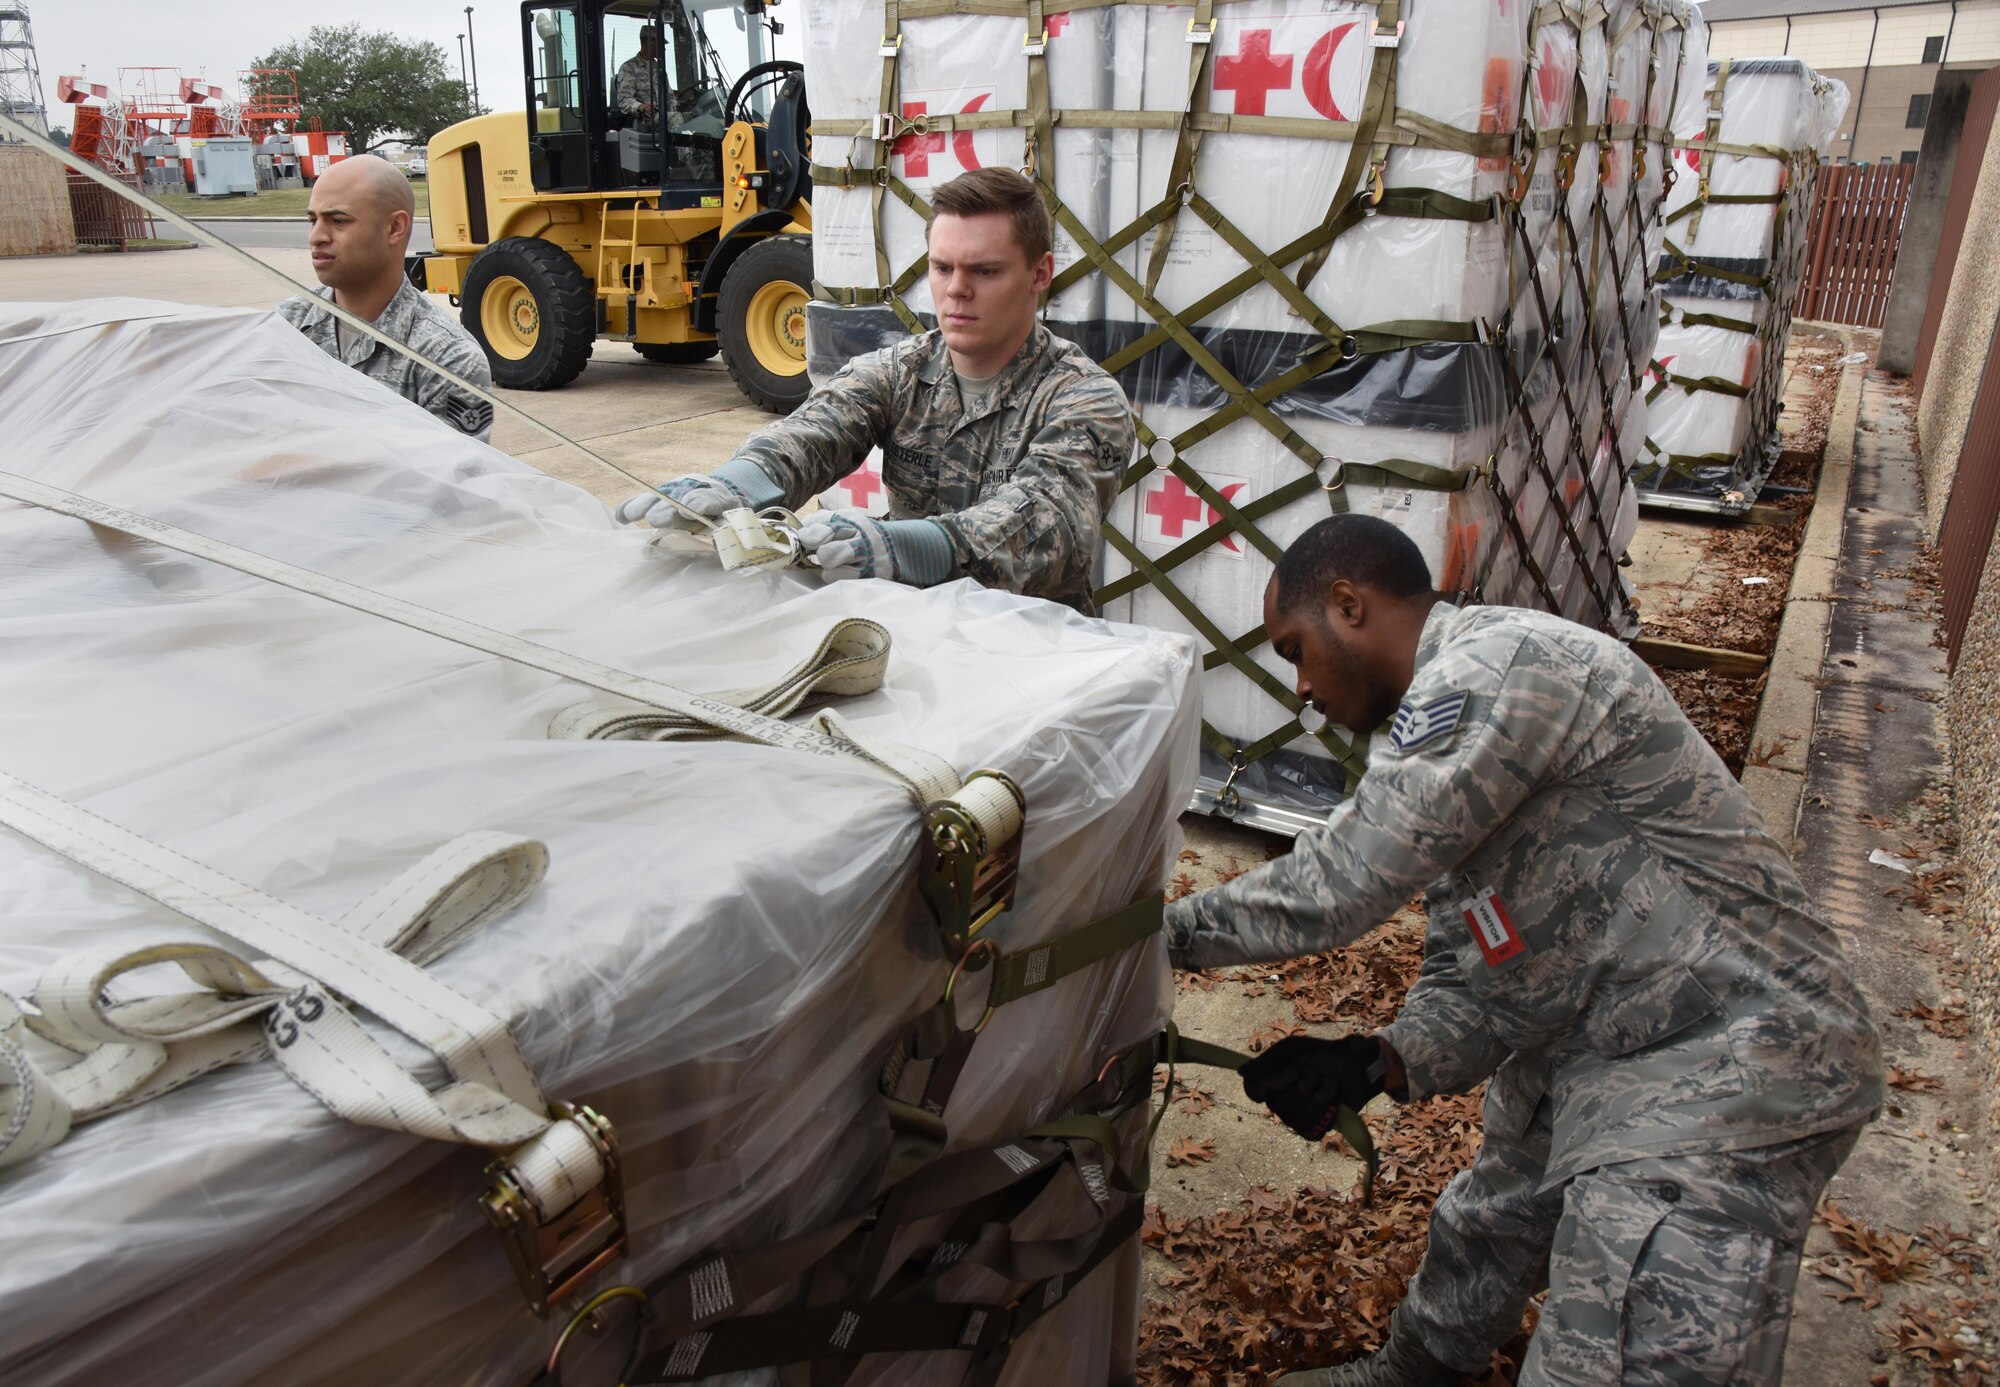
[895,95,990,177]
[840,466,885,508]
[894,101,946,178]
[1046,12,1071,37]
[1144,476,1248,553]
[1214,30,1296,118]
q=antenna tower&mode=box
[0,2,50,138]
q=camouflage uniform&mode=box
[615,54,656,116]
[1167,602,1883,1381]
[279,281,496,442]
[730,323,1135,612]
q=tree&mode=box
[252,24,474,155]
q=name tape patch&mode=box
[1390,690,1468,753]
[1460,886,1525,967]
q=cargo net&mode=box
[1640,57,1845,515]
[805,0,1706,816]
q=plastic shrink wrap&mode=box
[0,300,1201,1387]
[803,0,1690,823]
[1640,57,1848,509]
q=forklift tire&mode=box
[718,235,813,415]
[635,341,720,365]
[461,238,595,391]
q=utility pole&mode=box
[457,34,468,115]
[463,7,480,114]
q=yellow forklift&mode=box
[414,0,812,411]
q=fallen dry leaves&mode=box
[1820,1201,1935,1285]
[1167,1137,1218,1168]
[1888,1066,1946,1093]
[1896,1002,1972,1040]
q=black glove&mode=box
[1239,1034,1388,1141]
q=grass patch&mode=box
[150,180,431,220]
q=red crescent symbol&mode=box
[953,92,990,171]
[1210,482,1249,553]
[1302,23,1359,122]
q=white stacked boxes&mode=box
[0,302,1198,1386]
[803,0,1699,816]
[806,1,1113,327]
[1642,56,1848,506]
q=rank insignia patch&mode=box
[1390,691,1468,752]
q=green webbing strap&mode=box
[1698,189,1787,206]
[868,2,922,331]
[1155,1027,1378,1205]
[1392,108,1514,160]
[1143,0,1216,297]
[1685,56,1729,243]
[987,896,1164,1009]
[1664,304,1758,334]
[1646,370,1750,403]
[1672,136,1793,165]
[1321,456,1481,513]
[1296,0,1402,292]
[1023,0,1054,182]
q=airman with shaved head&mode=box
[279,154,496,440]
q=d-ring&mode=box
[545,1285,648,1381]
[943,937,1002,1034]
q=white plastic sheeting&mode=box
[0,300,1199,1387]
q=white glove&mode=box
[616,459,785,533]
[616,475,748,534]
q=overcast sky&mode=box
[30,2,803,146]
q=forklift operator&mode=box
[616,168,1137,614]
[614,25,665,123]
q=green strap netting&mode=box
[811,0,1683,794]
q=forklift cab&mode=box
[522,0,797,206]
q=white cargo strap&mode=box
[0,771,602,1219]
[0,471,960,808]
[710,506,811,571]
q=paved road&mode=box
[193,218,435,255]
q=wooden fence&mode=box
[1794,163,1914,328]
